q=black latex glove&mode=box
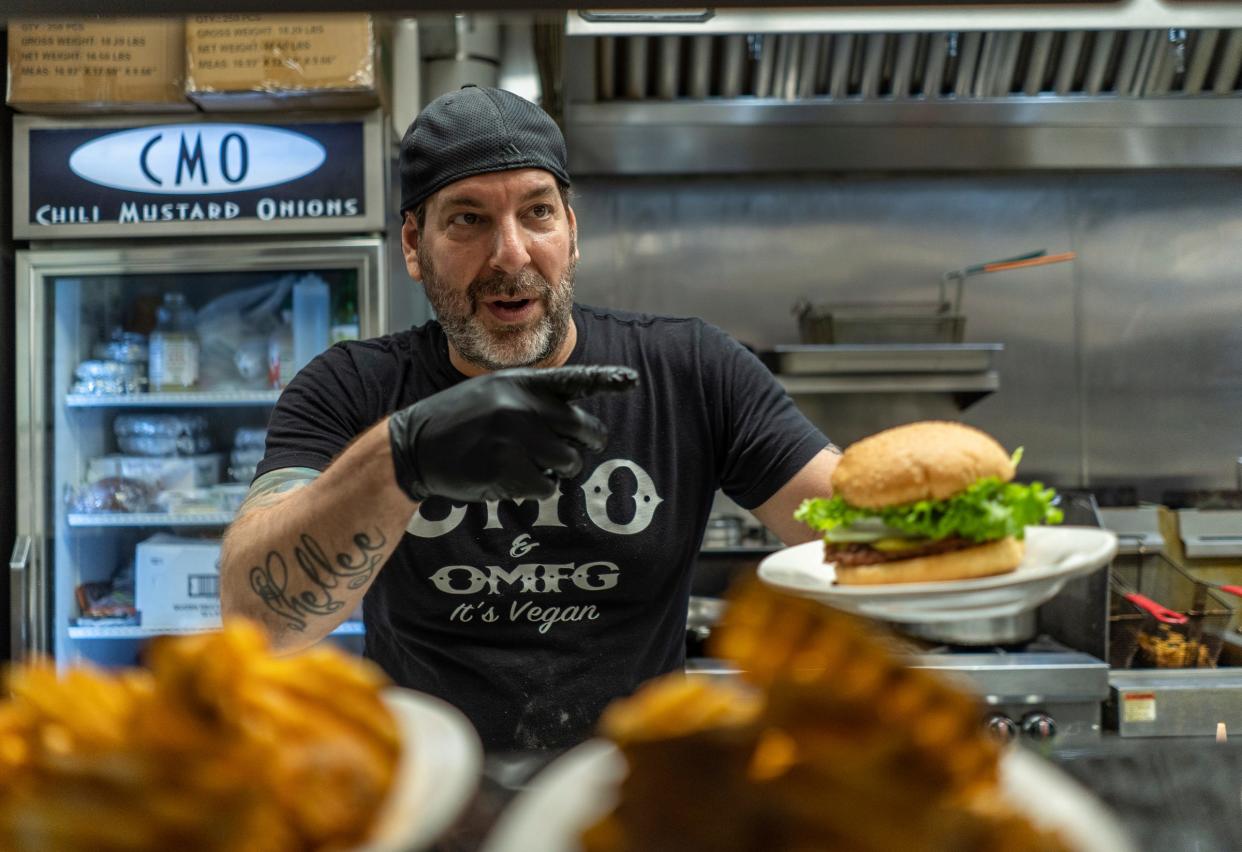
[388,365,639,503]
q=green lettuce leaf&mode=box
[794,476,1063,543]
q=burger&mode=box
[794,421,1062,585]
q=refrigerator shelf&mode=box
[68,512,237,528]
[67,621,367,639]
[65,391,282,408]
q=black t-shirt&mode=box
[257,304,828,750]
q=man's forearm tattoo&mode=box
[248,529,387,631]
[238,467,321,516]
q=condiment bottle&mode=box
[148,292,200,392]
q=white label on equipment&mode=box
[1123,692,1157,723]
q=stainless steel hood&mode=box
[563,13,1242,172]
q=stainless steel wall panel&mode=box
[1074,172,1242,495]
[568,172,1242,496]
[568,120,1242,173]
[569,175,1081,484]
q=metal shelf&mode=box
[66,390,281,408]
[68,512,237,528]
[68,621,366,639]
[777,371,1000,395]
[769,343,1002,375]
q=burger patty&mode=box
[825,537,978,567]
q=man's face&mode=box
[402,168,578,372]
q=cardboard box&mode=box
[7,18,191,113]
[186,13,378,110]
[136,534,221,630]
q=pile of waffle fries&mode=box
[583,581,1073,852]
[0,622,401,852]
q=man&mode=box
[221,85,839,751]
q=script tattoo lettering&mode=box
[249,529,387,631]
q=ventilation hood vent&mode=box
[589,29,1242,102]
[562,26,1242,173]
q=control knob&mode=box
[984,713,1018,744]
[1020,712,1057,741]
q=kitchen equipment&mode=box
[911,640,1110,746]
[702,515,743,549]
[685,595,726,656]
[793,249,1075,344]
[1110,555,1238,670]
[899,611,1037,646]
[1176,507,1242,558]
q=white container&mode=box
[292,276,330,377]
[135,534,221,630]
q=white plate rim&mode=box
[356,687,484,852]
[482,738,1136,852]
[758,525,1117,597]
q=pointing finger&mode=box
[506,365,639,401]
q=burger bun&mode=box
[833,537,1025,586]
[831,421,1015,510]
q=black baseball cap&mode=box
[399,85,571,215]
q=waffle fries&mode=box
[0,622,401,852]
[583,581,1073,852]
[1136,623,1214,668]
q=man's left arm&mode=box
[750,446,842,545]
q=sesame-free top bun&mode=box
[831,421,1015,510]
[834,537,1025,586]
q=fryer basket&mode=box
[1109,556,1237,669]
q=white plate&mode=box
[357,688,483,852]
[758,525,1118,623]
[481,739,1135,852]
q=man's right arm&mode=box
[221,364,639,654]
[220,419,417,654]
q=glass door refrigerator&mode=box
[11,112,387,667]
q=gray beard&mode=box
[418,243,576,372]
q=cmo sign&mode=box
[68,124,326,195]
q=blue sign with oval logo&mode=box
[21,117,373,237]
[68,124,327,195]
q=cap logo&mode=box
[501,141,523,158]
